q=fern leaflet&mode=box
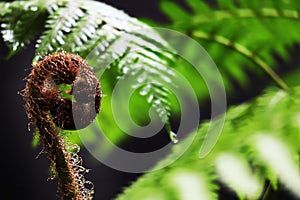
[160,0,300,97]
[0,0,177,143]
[116,85,300,200]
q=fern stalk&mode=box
[37,120,79,199]
[23,52,97,199]
[24,82,81,199]
[262,183,274,200]
[192,30,290,90]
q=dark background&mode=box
[0,0,297,199]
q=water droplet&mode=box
[29,6,38,11]
[27,122,32,132]
[47,176,55,181]
[170,131,179,144]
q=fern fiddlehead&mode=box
[0,0,177,143]
[22,52,101,199]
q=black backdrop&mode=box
[0,0,297,199]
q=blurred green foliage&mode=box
[1,0,300,199]
[117,86,300,200]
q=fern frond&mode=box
[160,0,300,96]
[192,30,289,90]
[189,8,300,24]
[116,85,300,200]
[0,1,48,58]
[0,0,177,142]
[34,0,85,57]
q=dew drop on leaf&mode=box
[170,131,179,144]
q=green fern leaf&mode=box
[116,85,300,200]
[185,0,210,13]
[34,0,86,57]
[0,0,177,144]
[0,1,48,58]
[160,1,190,22]
[160,0,300,96]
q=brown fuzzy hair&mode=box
[23,52,101,199]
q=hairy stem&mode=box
[36,116,79,199]
[23,52,101,199]
[262,182,273,200]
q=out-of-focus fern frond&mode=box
[116,85,300,200]
[160,0,300,96]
